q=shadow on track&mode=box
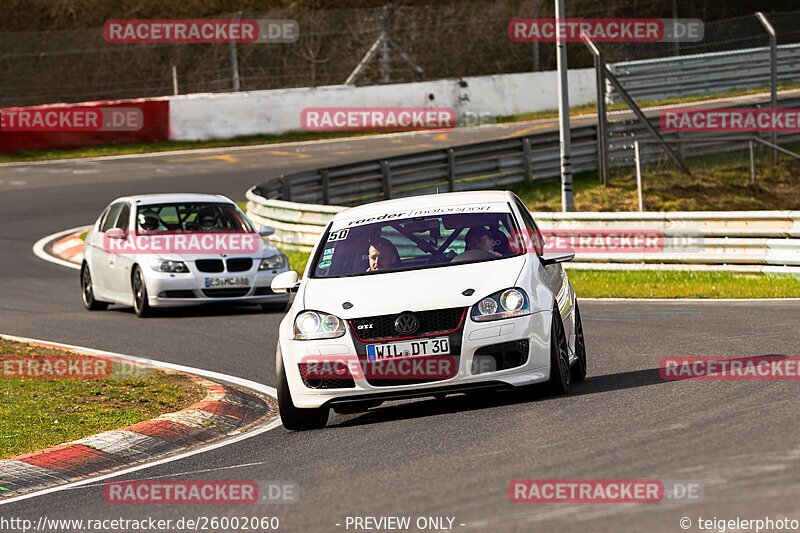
[328,366,667,429]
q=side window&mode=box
[114,205,130,231]
[514,198,544,254]
[96,207,110,230]
[100,203,123,232]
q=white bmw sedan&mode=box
[271,190,587,430]
[81,193,290,317]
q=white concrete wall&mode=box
[169,68,596,141]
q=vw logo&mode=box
[395,313,419,335]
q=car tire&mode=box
[132,266,151,318]
[545,305,571,395]
[81,263,108,311]
[277,349,329,431]
[571,301,587,382]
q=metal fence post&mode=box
[582,33,609,186]
[380,160,392,199]
[522,137,533,183]
[447,149,456,191]
[555,0,574,212]
[634,140,644,212]
[230,11,242,91]
[171,65,179,95]
[321,170,331,204]
[756,11,778,166]
[749,139,756,185]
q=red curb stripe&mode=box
[16,445,126,477]
[193,401,266,425]
[124,419,221,445]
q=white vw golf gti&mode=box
[271,191,587,430]
[81,193,290,317]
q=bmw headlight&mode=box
[149,259,189,273]
[294,311,346,340]
[259,254,287,270]
[471,288,530,322]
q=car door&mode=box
[106,203,134,298]
[86,202,123,298]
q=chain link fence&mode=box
[2,2,800,107]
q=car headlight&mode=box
[259,254,287,270]
[149,259,189,273]
[471,288,530,322]
[294,311,346,340]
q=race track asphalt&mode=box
[1,127,799,532]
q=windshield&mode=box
[310,206,520,278]
[135,203,255,233]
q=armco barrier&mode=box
[245,190,800,274]
[0,98,169,154]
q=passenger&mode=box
[464,226,503,257]
[367,238,400,271]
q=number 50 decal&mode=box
[328,229,350,241]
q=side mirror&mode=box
[271,270,299,293]
[105,228,126,240]
[540,246,575,265]
[259,226,275,237]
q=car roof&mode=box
[108,193,235,206]
[333,190,516,220]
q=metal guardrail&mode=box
[252,95,800,208]
[608,43,800,103]
[245,193,800,274]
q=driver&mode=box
[137,211,160,231]
[464,226,503,257]
[196,206,221,230]
[367,238,400,271]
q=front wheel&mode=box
[544,306,571,395]
[132,266,151,318]
[277,349,329,431]
[571,301,587,382]
[81,263,108,311]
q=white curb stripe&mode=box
[32,226,89,271]
[0,335,282,506]
[69,431,178,463]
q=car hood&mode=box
[302,255,528,318]
[132,238,280,262]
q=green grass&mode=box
[512,147,800,212]
[0,338,205,459]
[285,249,312,276]
[567,269,800,299]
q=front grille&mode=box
[158,290,196,298]
[195,259,224,273]
[298,363,355,389]
[472,340,529,374]
[226,258,252,272]
[349,307,466,341]
[201,288,250,298]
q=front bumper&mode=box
[281,310,553,408]
[143,264,290,308]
